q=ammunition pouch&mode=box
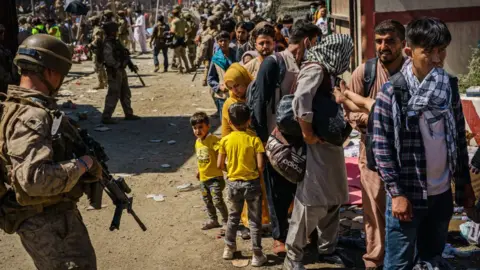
[0,189,42,234]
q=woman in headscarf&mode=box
[222,63,271,238]
[284,34,354,269]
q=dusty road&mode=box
[1,53,479,270]
[0,54,297,270]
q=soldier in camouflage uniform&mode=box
[88,16,107,89]
[117,11,131,48]
[184,13,199,69]
[0,34,101,270]
[0,25,15,94]
[195,17,218,86]
[170,5,192,73]
[101,22,141,124]
[150,15,170,73]
[102,9,115,23]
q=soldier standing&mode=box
[88,16,107,90]
[101,22,141,124]
[0,34,101,269]
[170,5,192,73]
[195,17,218,86]
[0,25,15,93]
[150,15,170,73]
[117,11,131,48]
[185,13,199,69]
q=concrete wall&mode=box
[444,21,480,76]
[375,0,480,12]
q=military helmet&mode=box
[103,9,113,16]
[172,4,182,13]
[183,13,192,19]
[118,10,126,16]
[103,21,119,35]
[88,15,99,22]
[14,34,72,77]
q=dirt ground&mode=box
[0,53,479,270]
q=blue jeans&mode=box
[384,189,453,270]
[153,46,168,69]
[215,98,225,118]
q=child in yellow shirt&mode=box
[191,112,228,230]
[217,103,267,267]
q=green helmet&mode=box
[14,34,72,77]
[172,4,182,13]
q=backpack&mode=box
[246,52,286,117]
[275,63,351,145]
[363,57,378,97]
[365,72,410,172]
[265,128,306,184]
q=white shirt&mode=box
[419,114,451,196]
[316,17,329,36]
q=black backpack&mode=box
[363,57,378,98]
[365,73,410,171]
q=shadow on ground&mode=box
[60,103,219,175]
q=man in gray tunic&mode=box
[284,34,354,270]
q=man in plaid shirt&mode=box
[373,18,476,269]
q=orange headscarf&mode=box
[224,63,253,89]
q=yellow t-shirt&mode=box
[219,131,265,181]
[195,134,224,181]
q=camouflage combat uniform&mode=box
[185,18,199,68]
[89,25,107,89]
[170,14,191,72]
[0,86,97,269]
[102,36,134,121]
[196,26,218,85]
[118,16,131,48]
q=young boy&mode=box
[217,103,267,267]
[191,112,229,230]
[373,18,475,269]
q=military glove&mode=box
[82,158,103,183]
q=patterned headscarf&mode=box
[306,34,353,76]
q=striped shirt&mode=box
[372,76,471,209]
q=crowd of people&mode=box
[1,0,480,270]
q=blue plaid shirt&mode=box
[372,77,471,209]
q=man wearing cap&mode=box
[0,34,100,269]
[102,22,141,124]
[88,16,107,90]
[170,5,192,73]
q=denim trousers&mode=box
[153,46,168,69]
[225,179,263,251]
[384,189,453,270]
[215,98,225,119]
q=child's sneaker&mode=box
[201,220,221,230]
[222,245,236,260]
[251,251,267,267]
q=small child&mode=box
[191,112,229,230]
[217,103,267,267]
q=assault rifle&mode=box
[78,129,147,232]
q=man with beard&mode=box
[234,22,249,62]
[344,20,406,270]
[251,20,321,257]
[243,24,275,78]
